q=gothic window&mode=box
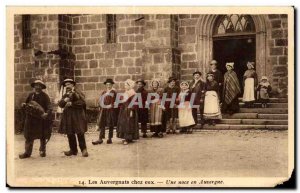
[214,14,255,35]
[22,15,32,49]
[106,14,117,43]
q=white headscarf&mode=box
[125,79,135,89]
[247,62,255,69]
[150,79,160,88]
[226,62,234,69]
[124,79,136,98]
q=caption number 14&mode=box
[79,180,85,185]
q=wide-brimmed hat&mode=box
[247,62,255,69]
[136,79,146,86]
[104,78,115,85]
[193,71,202,76]
[167,77,177,83]
[31,79,46,89]
[226,62,234,69]
[210,60,218,65]
[62,78,76,86]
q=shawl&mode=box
[223,70,241,104]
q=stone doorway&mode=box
[213,36,256,93]
[196,14,267,81]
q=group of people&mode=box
[18,59,272,159]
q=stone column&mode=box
[142,14,181,86]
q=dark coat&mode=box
[162,86,180,119]
[208,69,223,86]
[136,87,149,123]
[58,89,87,135]
[205,80,220,97]
[189,79,206,106]
[97,89,118,128]
[23,92,52,140]
[116,94,139,140]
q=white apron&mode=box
[243,78,255,102]
[178,101,195,127]
[203,91,222,119]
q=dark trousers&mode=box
[24,138,46,156]
[140,122,147,134]
[192,105,204,125]
[99,126,114,139]
[67,133,87,153]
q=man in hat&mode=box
[189,71,206,127]
[136,79,149,138]
[161,77,180,134]
[58,78,89,157]
[92,78,118,145]
[208,60,223,100]
[19,79,52,159]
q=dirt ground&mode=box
[13,130,288,178]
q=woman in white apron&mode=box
[177,81,195,134]
[242,62,258,108]
[203,73,222,126]
[149,79,164,138]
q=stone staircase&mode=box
[197,98,288,130]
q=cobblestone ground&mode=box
[13,130,288,178]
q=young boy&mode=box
[92,78,117,145]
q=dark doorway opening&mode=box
[213,36,256,95]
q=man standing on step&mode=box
[19,79,52,159]
[208,60,223,102]
[189,71,206,127]
[58,78,88,157]
[92,78,117,145]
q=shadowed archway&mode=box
[195,14,268,79]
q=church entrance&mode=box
[212,14,257,94]
[213,36,256,93]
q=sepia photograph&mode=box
[6,6,294,188]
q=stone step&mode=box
[195,124,288,130]
[198,113,288,120]
[221,113,258,119]
[239,102,288,108]
[238,98,288,103]
[239,108,288,114]
[258,114,288,120]
[218,119,288,125]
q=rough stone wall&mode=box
[14,13,289,109]
[266,14,288,95]
[142,14,180,87]
[14,14,60,107]
[70,14,145,106]
[178,14,199,81]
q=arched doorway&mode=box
[196,14,267,82]
[212,14,256,91]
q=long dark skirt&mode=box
[150,125,164,133]
[116,107,139,141]
[222,96,240,114]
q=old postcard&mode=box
[6,6,294,188]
